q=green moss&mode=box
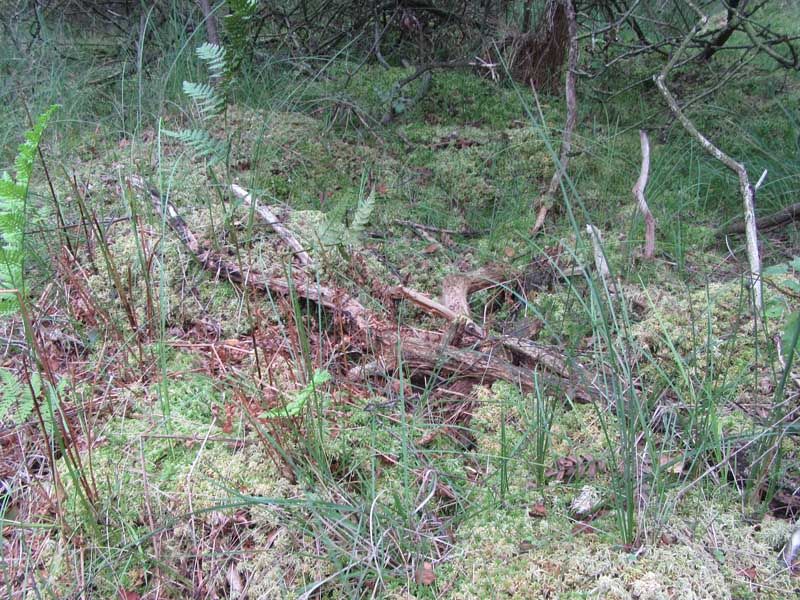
[442,486,794,599]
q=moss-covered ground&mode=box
[1,11,799,599]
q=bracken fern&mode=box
[166,1,260,164]
[0,368,38,425]
[0,105,58,314]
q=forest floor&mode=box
[1,16,800,600]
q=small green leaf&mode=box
[260,369,331,419]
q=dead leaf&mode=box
[658,453,685,475]
[415,561,436,585]
[517,540,535,553]
[737,566,757,581]
[423,243,439,254]
[503,247,515,258]
[118,591,141,600]
[660,532,677,546]
[528,502,548,518]
[547,455,607,483]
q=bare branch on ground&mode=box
[230,184,315,269]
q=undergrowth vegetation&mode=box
[1,1,799,599]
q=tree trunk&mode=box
[197,0,220,46]
[700,0,748,62]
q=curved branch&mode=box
[655,6,762,312]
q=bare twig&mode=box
[392,220,484,238]
[632,130,656,259]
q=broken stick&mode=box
[230,183,315,269]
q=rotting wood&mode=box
[131,175,601,404]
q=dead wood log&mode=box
[132,176,599,403]
[632,130,656,259]
[722,201,800,235]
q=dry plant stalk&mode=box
[632,130,656,259]
[586,224,610,282]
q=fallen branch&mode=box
[133,176,600,403]
[230,184,315,269]
[533,0,578,233]
[632,130,656,259]
[392,220,484,238]
[722,201,800,235]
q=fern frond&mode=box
[0,105,58,313]
[163,128,225,164]
[0,178,26,205]
[0,368,20,423]
[0,369,40,424]
[350,189,376,234]
[182,81,224,118]
[196,42,228,81]
[13,105,58,188]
